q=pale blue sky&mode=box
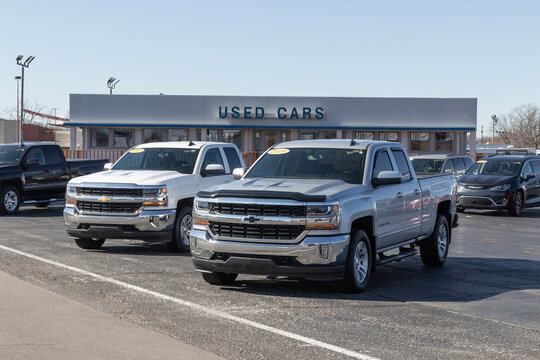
[1,0,539,131]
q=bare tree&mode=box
[497,104,540,149]
[1,101,47,124]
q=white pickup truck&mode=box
[64,141,244,252]
[191,139,459,292]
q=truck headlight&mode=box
[195,200,210,212]
[143,187,168,207]
[65,185,77,207]
[306,204,341,230]
[490,183,511,191]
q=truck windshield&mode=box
[0,147,26,165]
[466,159,522,176]
[410,158,444,174]
[245,148,365,184]
[112,148,200,174]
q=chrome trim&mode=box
[23,198,62,204]
[70,195,145,203]
[209,230,309,245]
[201,212,307,225]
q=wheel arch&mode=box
[350,216,376,271]
[176,197,194,211]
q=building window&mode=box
[354,132,374,140]
[223,130,242,148]
[410,132,430,151]
[300,131,317,140]
[113,129,133,148]
[92,128,109,148]
[144,129,163,143]
[380,132,399,142]
[435,132,454,151]
[168,129,188,141]
[207,129,219,142]
[321,131,337,139]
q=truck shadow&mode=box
[461,208,540,218]
[14,205,65,218]
[219,256,540,303]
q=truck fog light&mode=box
[319,244,329,260]
[150,216,160,228]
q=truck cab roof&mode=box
[134,141,232,150]
[273,139,394,150]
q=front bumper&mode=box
[189,228,349,281]
[64,207,176,241]
[457,190,509,209]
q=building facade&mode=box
[67,95,477,155]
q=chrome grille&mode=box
[210,203,306,217]
[210,222,305,240]
[77,201,141,214]
[76,187,144,197]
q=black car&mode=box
[457,155,540,216]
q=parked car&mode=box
[457,155,540,216]
[190,139,458,293]
[0,143,107,215]
[64,141,245,252]
[410,154,474,179]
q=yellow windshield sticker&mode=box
[268,148,290,155]
[129,148,145,153]
[477,160,487,163]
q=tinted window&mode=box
[454,158,466,172]
[44,146,64,165]
[373,151,393,177]
[442,160,455,173]
[201,148,224,171]
[521,162,534,177]
[0,147,26,165]
[391,149,412,181]
[113,148,199,174]
[223,147,242,173]
[410,158,444,174]
[531,160,540,175]
[466,159,522,176]
[463,157,474,169]
[25,147,46,166]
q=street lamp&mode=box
[16,55,35,144]
[107,77,120,94]
[14,76,21,142]
[491,115,499,145]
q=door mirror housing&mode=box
[372,171,402,186]
[23,158,39,167]
[444,168,454,174]
[525,173,536,181]
[232,167,245,180]
[103,163,113,170]
[202,164,225,177]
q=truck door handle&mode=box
[413,188,421,195]
[396,192,404,198]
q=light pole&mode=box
[16,55,35,144]
[491,115,499,145]
[14,76,21,142]
[107,77,120,94]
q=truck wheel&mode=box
[507,191,523,217]
[1,185,21,215]
[74,238,105,249]
[201,272,238,285]
[167,206,193,253]
[420,215,449,266]
[34,201,50,208]
[334,230,372,293]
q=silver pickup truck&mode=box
[190,139,458,292]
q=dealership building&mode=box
[67,94,477,154]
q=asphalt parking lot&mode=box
[0,204,539,360]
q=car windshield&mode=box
[245,148,365,184]
[0,147,26,165]
[466,159,522,176]
[410,158,444,174]
[112,148,200,174]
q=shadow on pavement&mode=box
[461,208,540,218]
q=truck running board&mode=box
[376,248,418,266]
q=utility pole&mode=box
[107,77,120,94]
[491,115,499,145]
[16,55,35,145]
[14,76,21,142]
[480,126,484,144]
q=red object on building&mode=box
[22,124,55,142]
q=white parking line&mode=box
[0,244,380,360]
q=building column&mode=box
[290,130,298,141]
[469,131,476,157]
[83,128,91,149]
[336,130,343,139]
[400,131,409,151]
[70,127,77,150]
[134,129,144,145]
[200,128,207,141]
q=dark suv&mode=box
[457,155,540,216]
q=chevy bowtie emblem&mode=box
[243,216,261,223]
[98,196,112,202]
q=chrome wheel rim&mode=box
[437,223,448,259]
[353,241,369,284]
[180,214,193,246]
[4,191,18,212]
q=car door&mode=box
[371,148,404,249]
[200,147,233,189]
[531,160,540,203]
[43,146,70,198]
[453,158,467,180]
[442,159,455,175]
[21,146,50,200]
[521,161,537,205]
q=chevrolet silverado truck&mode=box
[0,143,107,215]
[64,141,245,252]
[191,139,458,292]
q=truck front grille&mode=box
[210,203,306,217]
[210,222,305,241]
[77,187,144,197]
[77,201,142,214]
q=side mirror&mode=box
[104,163,113,170]
[526,173,536,181]
[202,164,225,177]
[372,171,402,186]
[23,158,39,167]
[232,167,245,180]
[444,169,454,174]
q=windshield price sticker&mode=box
[268,149,290,155]
[477,160,487,163]
[129,148,145,153]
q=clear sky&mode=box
[1,0,539,133]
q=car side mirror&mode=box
[104,163,113,170]
[444,169,453,174]
[23,158,39,167]
[372,170,402,186]
[526,173,536,181]
[232,167,245,180]
[202,164,225,177]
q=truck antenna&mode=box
[350,139,356,146]
[188,140,194,146]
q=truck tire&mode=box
[334,230,372,293]
[507,191,524,217]
[74,238,105,249]
[420,215,449,266]
[201,272,238,285]
[34,201,50,208]
[1,185,21,215]
[167,206,193,253]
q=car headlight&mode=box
[142,187,168,206]
[194,200,210,212]
[457,184,465,192]
[306,204,341,230]
[490,183,511,191]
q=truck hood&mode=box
[203,178,364,201]
[68,170,190,186]
[458,174,517,187]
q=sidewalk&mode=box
[0,271,224,360]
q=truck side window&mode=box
[454,158,466,173]
[44,146,64,165]
[391,149,412,181]
[223,147,242,173]
[532,160,540,175]
[464,157,474,169]
[25,147,46,166]
[201,148,224,170]
[373,150,393,178]
[442,160,455,173]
